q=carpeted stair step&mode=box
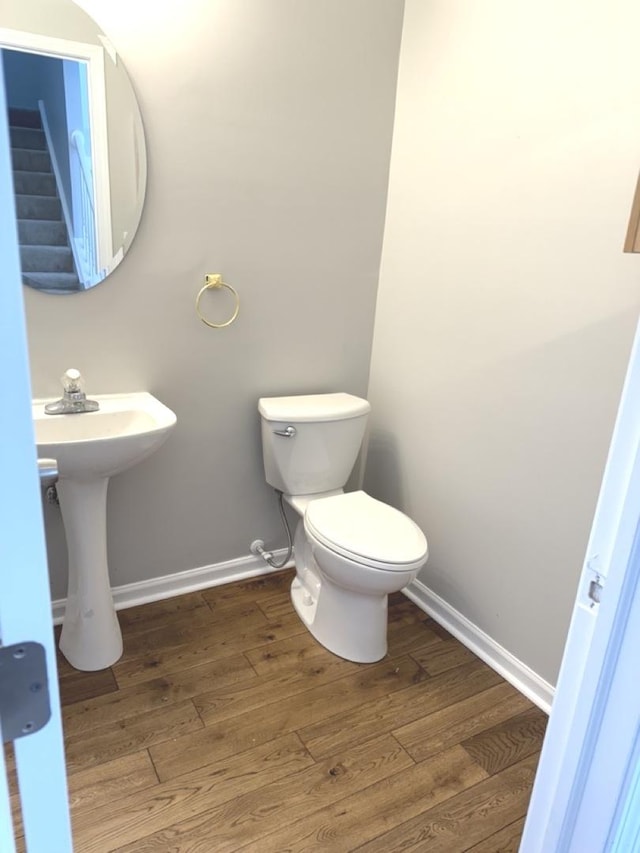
[7,107,42,129]
[22,271,80,292]
[8,108,42,129]
[18,218,68,246]
[11,147,52,172]
[20,244,75,273]
[10,126,46,151]
[15,193,62,221]
[8,107,80,291]
[12,169,57,196]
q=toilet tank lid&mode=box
[259,393,371,422]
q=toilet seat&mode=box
[304,490,428,572]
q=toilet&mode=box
[258,392,428,663]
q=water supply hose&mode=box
[257,489,293,569]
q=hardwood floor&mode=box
[12,570,546,851]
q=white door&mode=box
[0,63,73,852]
[521,312,640,851]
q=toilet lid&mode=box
[304,491,428,571]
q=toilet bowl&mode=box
[259,393,428,663]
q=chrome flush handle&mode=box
[273,425,297,438]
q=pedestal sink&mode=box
[33,392,177,671]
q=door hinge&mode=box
[588,575,604,605]
[0,642,51,743]
[579,555,606,611]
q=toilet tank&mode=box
[259,393,371,496]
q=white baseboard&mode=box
[404,578,554,714]
[52,556,553,713]
[51,550,294,625]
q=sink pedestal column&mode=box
[57,477,123,671]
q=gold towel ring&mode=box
[195,274,240,329]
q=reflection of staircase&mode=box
[9,107,80,292]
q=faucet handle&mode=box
[62,368,84,395]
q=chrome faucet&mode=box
[44,369,100,415]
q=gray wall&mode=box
[24,0,404,599]
[366,0,640,686]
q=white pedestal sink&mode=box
[33,392,177,671]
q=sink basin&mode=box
[32,392,176,479]
[33,391,177,672]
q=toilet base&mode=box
[287,514,419,663]
[290,572,388,664]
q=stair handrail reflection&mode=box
[36,99,84,289]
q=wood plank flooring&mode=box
[10,569,546,851]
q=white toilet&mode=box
[258,392,428,663]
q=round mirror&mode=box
[1,0,147,294]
